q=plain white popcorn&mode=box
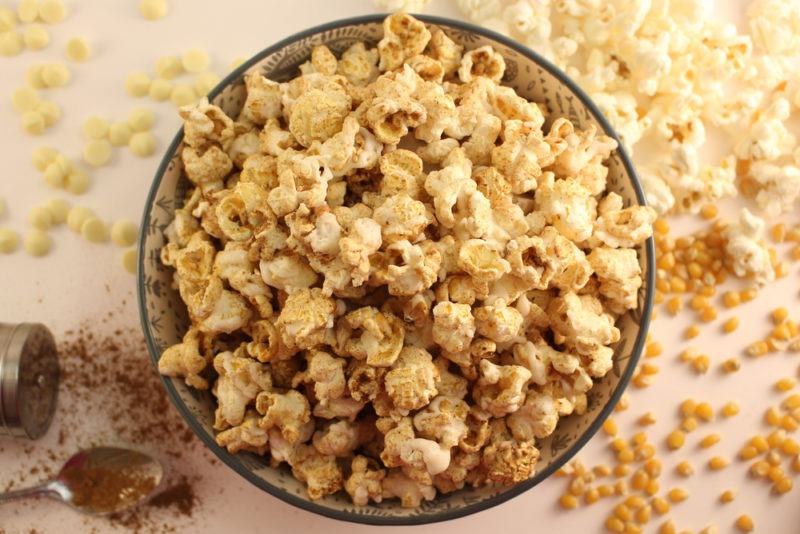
[423,0,800,217]
[158,13,655,506]
[723,208,775,286]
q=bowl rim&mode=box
[137,12,655,526]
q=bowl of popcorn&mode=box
[137,12,656,524]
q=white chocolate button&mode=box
[17,0,38,23]
[23,24,49,49]
[83,139,112,167]
[129,132,156,157]
[82,115,110,139]
[182,48,209,73]
[38,0,66,24]
[64,168,90,194]
[170,84,196,106]
[32,146,58,171]
[139,0,168,20]
[111,220,138,246]
[66,206,93,232]
[24,230,52,257]
[122,248,138,274]
[0,31,24,56]
[46,198,70,224]
[0,8,17,32]
[26,64,46,88]
[81,217,109,243]
[21,111,46,135]
[128,107,155,131]
[28,205,53,230]
[65,36,90,61]
[125,71,151,97]
[35,100,60,126]
[148,78,172,101]
[0,228,19,254]
[155,55,183,79]
[12,87,40,113]
[108,121,133,146]
[41,63,70,87]
[194,71,220,95]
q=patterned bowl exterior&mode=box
[137,14,655,525]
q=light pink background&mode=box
[2,1,799,532]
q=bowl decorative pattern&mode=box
[138,14,655,525]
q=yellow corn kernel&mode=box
[611,438,628,452]
[700,306,717,322]
[667,488,688,503]
[654,219,670,235]
[700,434,721,448]
[788,226,800,242]
[624,495,646,509]
[708,456,729,470]
[635,504,652,524]
[614,480,628,495]
[666,297,682,315]
[644,479,659,496]
[614,503,633,521]
[781,439,800,455]
[654,291,664,304]
[618,449,635,463]
[559,494,579,509]
[773,323,792,341]
[598,484,615,497]
[632,374,652,388]
[631,469,649,490]
[679,348,697,363]
[681,417,699,432]
[692,355,710,374]
[776,261,790,278]
[698,284,716,297]
[603,418,618,437]
[740,288,758,302]
[774,477,793,494]
[722,291,740,308]
[631,432,648,447]
[722,317,739,333]
[784,394,800,410]
[751,435,770,453]
[768,465,785,482]
[789,322,799,337]
[721,401,740,417]
[641,363,659,375]
[719,490,735,503]
[593,464,611,477]
[765,406,781,426]
[700,204,718,219]
[776,378,796,392]
[685,325,700,339]
[675,461,693,477]
[646,342,663,358]
[792,455,800,473]
[695,402,714,421]
[651,497,670,515]
[782,415,799,432]
[670,277,687,293]
[606,517,626,533]
[690,295,709,311]
[584,487,600,504]
[767,430,786,449]
[568,477,586,496]
[659,519,676,534]
[773,306,789,324]
[644,458,662,478]
[734,515,754,532]
[667,430,685,450]
[615,394,630,413]
[721,358,740,373]
[680,399,697,417]
[750,460,770,478]
[739,445,759,460]
[637,444,657,462]
[771,223,786,242]
[613,464,630,477]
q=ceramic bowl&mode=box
[137,13,655,525]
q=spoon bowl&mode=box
[0,447,164,515]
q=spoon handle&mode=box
[0,482,58,505]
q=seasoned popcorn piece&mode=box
[299,45,338,76]
[289,87,352,148]
[492,120,554,194]
[215,181,276,242]
[550,120,617,195]
[256,389,311,444]
[240,71,282,125]
[292,350,346,406]
[509,226,592,291]
[463,114,502,165]
[588,247,642,313]
[381,239,442,296]
[432,301,476,353]
[378,13,432,72]
[458,45,506,83]
[413,395,470,448]
[335,306,405,367]
[425,27,463,76]
[406,54,445,83]
[473,359,531,417]
[723,208,775,285]
[312,419,362,457]
[423,147,488,236]
[313,116,383,178]
[535,173,597,242]
[158,327,209,390]
[373,193,430,243]
[507,390,560,440]
[245,319,290,362]
[513,339,580,386]
[215,410,270,454]
[481,436,539,484]
[182,144,233,189]
[338,217,382,286]
[593,192,657,248]
[275,288,336,353]
[400,437,452,477]
[179,98,235,148]
[378,149,424,199]
[548,292,620,355]
[290,444,344,500]
[457,239,510,282]
[259,253,318,294]
[747,161,800,217]
[381,469,436,508]
[417,137,459,165]
[434,449,481,493]
[435,274,489,306]
[384,347,440,414]
[346,360,385,403]
[413,77,458,143]
[359,69,427,145]
[379,416,415,468]
[258,118,297,156]
[473,303,523,344]
[312,396,365,421]
[433,358,469,399]
[338,42,380,86]
[345,455,386,506]
[227,128,261,169]
[212,349,273,429]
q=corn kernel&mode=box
[720,402,740,417]
[671,277,686,293]
[781,439,800,455]
[614,503,633,521]
[616,393,630,413]
[614,464,630,477]
[634,505,652,524]
[751,435,769,453]
[654,219,670,235]
[598,484,614,497]
[782,415,799,432]
[767,430,786,449]
[667,430,685,450]
[685,325,700,339]
[618,449,635,463]
[603,418,618,437]
[734,515,754,532]
[766,406,781,426]
[700,306,717,322]
[771,223,786,242]
[739,445,759,460]
[774,477,793,494]
[568,477,585,496]
[681,417,699,432]
[651,497,670,515]
[708,456,729,470]
[768,465,784,482]
[690,295,709,311]
[665,297,682,315]
[679,349,697,363]
[776,261,790,278]
[700,204,718,219]
[559,494,579,509]
[773,307,789,324]
[784,394,800,410]
[659,520,676,534]
[667,488,688,503]
[722,317,739,333]
[773,324,791,341]
[750,460,770,478]
[740,288,758,302]
[695,402,714,421]
[631,470,649,490]
[719,490,735,503]
[593,464,611,477]
[646,342,663,358]
[776,378,796,392]
[700,434,721,448]
[692,355,710,374]
[722,291,740,308]
[721,358,740,373]
[614,480,628,495]
[606,517,626,533]
[624,495,646,509]
[680,399,697,417]
[644,458,662,478]
[641,364,659,375]
[644,479,659,496]
[675,461,693,477]
[792,455,800,473]
[584,487,600,504]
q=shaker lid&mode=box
[0,323,59,439]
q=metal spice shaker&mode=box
[0,323,59,439]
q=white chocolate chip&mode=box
[194,71,221,95]
[65,37,90,62]
[0,31,24,56]
[155,55,183,79]
[148,78,172,101]
[22,24,49,49]
[82,116,110,139]
[17,0,38,23]
[129,131,156,157]
[108,121,133,146]
[35,100,60,126]
[0,228,19,254]
[66,206,93,232]
[28,205,53,230]
[181,48,209,73]
[121,248,137,274]
[32,146,58,171]
[41,63,70,87]
[24,229,51,257]
[139,0,168,20]
[21,111,46,135]
[111,220,138,247]
[64,168,90,194]
[46,198,70,224]
[125,71,151,97]
[81,217,109,243]
[170,84,196,106]
[38,0,66,24]
[128,107,155,131]
[26,64,46,88]
[12,87,40,113]
[0,8,17,32]
[83,139,112,167]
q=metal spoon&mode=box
[0,447,163,515]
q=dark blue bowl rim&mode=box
[137,12,656,526]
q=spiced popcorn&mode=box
[159,13,652,506]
